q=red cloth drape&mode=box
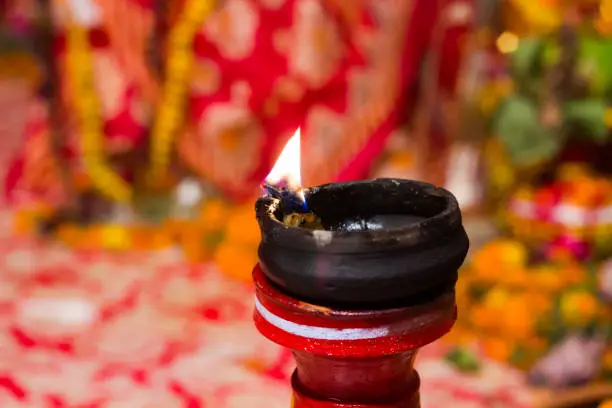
[5,0,474,205]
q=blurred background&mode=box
[0,0,611,406]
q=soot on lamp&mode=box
[256,178,470,309]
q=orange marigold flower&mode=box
[531,265,565,292]
[199,198,230,232]
[225,206,260,246]
[601,348,612,370]
[510,304,535,340]
[560,290,599,326]
[599,400,612,408]
[13,210,38,235]
[99,225,133,250]
[214,242,258,283]
[472,240,528,281]
[565,177,605,207]
[444,325,476,346]
[482,336,512,363]
[76,228,101,250]
[56,224,83,247]
[180,227,214,262]
[472,304,499,331]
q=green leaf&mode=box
[444,347,482,373]
[564,99,608,142]
[578,36,612,96]
[133,192,174,223]
[512,37,544,79]
[544,297,569,345]
[494,97,561,167]
[542,41,561,68]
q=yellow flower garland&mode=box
[65,0,215,201]
[148,0,215,183]
[65,23,132,202]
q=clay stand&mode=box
[253,266,456,407]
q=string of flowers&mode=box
[65,23,131,202]
[148,0,215,183]
[65,0,214,202]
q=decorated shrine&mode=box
[441,0,612,404]
[0,0,611,406]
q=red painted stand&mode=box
[253,266,457,408]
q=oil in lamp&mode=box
[254,130,470,407]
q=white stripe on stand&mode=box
[254,297,390,341]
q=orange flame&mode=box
[265,128,304,202]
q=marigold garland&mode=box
[65,23,131,202]
[148,0,215,183]
[65,0,214,201]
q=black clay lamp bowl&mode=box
[255,179,469,308]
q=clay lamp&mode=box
[254,130,469,408]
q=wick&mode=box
[261,182,283,199]
[262,181,309,214]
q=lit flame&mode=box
[265,128,304,202]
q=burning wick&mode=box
[263,128,308,213]
[261,182,308,213]
[263,128,322,229]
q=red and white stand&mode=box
[253,266,457,408]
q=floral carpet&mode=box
[0,80,533,407]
